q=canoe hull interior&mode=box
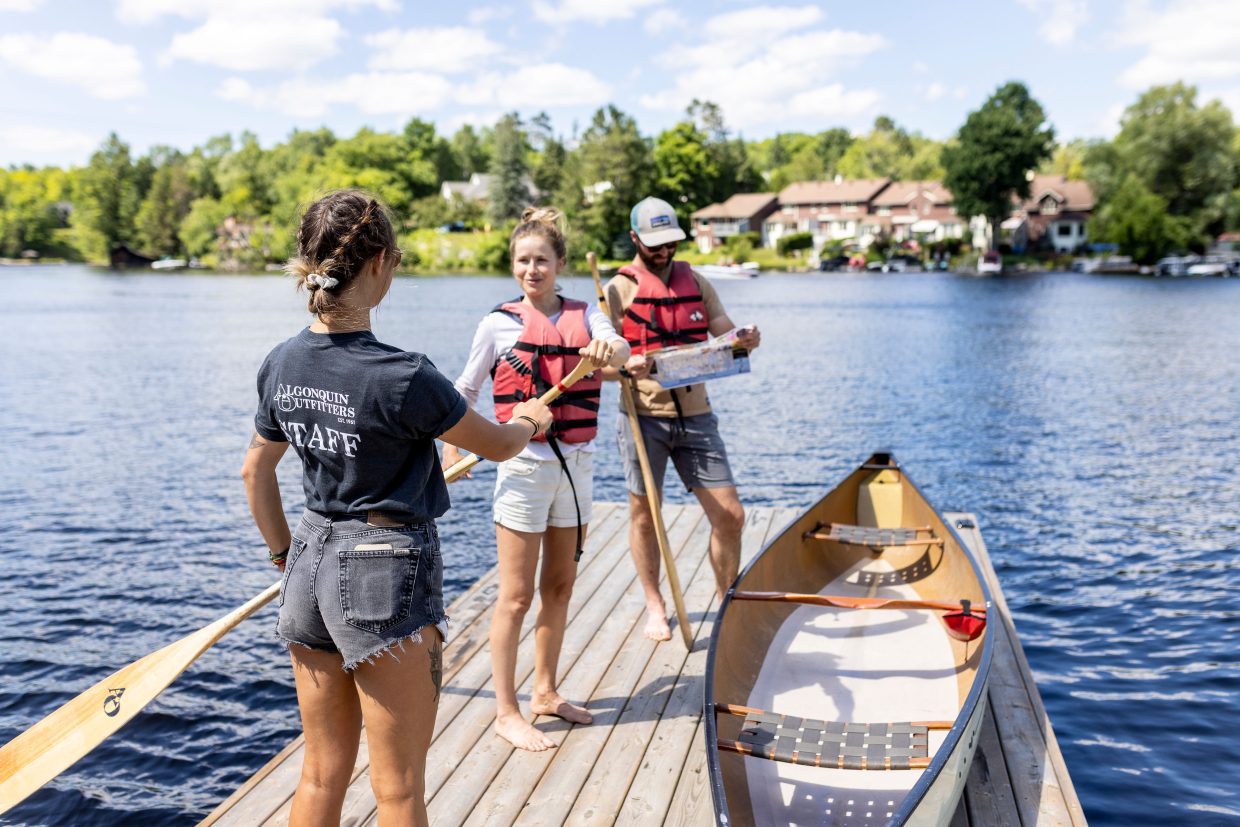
[705,453,993,826]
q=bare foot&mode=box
[495,710,555,752]
[644,609,672,642]
[531,691,593,725]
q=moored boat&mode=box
[697,263,760,280]
[705,452,992,826]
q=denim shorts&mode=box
[615,411,735,497]
[277,510,448,671]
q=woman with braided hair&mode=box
[441,207,629,751]
[241,190,551,825]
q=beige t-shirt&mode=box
[604,262,727,418]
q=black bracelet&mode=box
[515,414,540,437]
[618,365,632,378]
[269,545,289,565]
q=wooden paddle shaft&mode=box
[0,581,281,814]
[442,355,599,482]
[587,253,692,650]
[732,590,986,614]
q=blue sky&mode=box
[2,0,1238,167]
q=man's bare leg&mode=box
[692,485,745,602]
[627,491,672,641]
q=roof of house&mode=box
[1022,175,1095,212]
[778,178,890,205]
[871,180,953,208]
[692,192,778,220]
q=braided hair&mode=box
[285,190,398,315]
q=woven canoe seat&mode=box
[730,708,930,771]
[804,522,942,549]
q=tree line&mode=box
[1,82,1237,268]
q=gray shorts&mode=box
[277,510,448,671]
[615,412,736,497]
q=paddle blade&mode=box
[0,581,279,814]
[942,610,986,642]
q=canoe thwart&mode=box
[714,704,949,770]
[802,521,943,549]
[730,591,986,615]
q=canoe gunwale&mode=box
[702,452,996,826]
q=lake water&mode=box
[1,265,1237,826]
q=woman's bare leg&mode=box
[491,523,554,751]
[288,647,362,827]
[529,524,592,724]
[351,628,443,827]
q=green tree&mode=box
[567,105,654,257]
[942,82,1055,248]
[1088,175,1193,263]
[450,125,490,178]
[71,132,141,261]
[135,156,194,256]
[1113,83,1236,235]
[0,167,72,257]
[487,113,531,224]
[403,117,460,185]
[654,120,719,221]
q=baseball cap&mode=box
[630,197,686,247]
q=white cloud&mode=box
[643,8,687,34]
[457,62,610,108]
[926,82,946,101]
[532,0,660,24]
[0,33,143,98]
[467,7,511,25]
[116,0,394,24]
[1019,0,1088,46]
[1117,0,1240,88]
[217,72,453,117]
[640,6,885,127]
[0,0,41,10]
[0,124,94,156]
[365,27,501,74]
[1097,102,1126,137]
[166,14,344,71]
[118,0,395,72]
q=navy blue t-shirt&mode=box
[254,328,467,522]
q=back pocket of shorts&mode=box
[339,544,421,633]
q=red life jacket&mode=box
[491,297,601,444]
[618,260,709,355]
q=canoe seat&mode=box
[716,704,937,771]
[803,522,943,550]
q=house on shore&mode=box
[995,175,1096,253]
[763,177,891,251]
[862,180,964,245]
[440,173,540,205]
[690,193,778,252]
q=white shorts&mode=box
[493,450,594,534]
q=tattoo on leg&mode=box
[429,637,443,703]
[248,433,267,450]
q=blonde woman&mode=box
[442,208,630,751]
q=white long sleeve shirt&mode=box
[453,302,621,462]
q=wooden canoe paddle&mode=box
[441,354,600,480]
[731,590,987,614]
[0,581,280,814]
[587,252,693,649]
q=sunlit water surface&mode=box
[1,266,1237,825]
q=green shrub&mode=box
[776,231,813,255]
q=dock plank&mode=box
[427,505,708,826]
[464,508,712,827]
[205,505,1086,827]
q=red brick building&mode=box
[690,193,779,253]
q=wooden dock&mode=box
[201,503,1087,826]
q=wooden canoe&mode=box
[704,453,993,826]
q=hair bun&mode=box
[520,206,562,226]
